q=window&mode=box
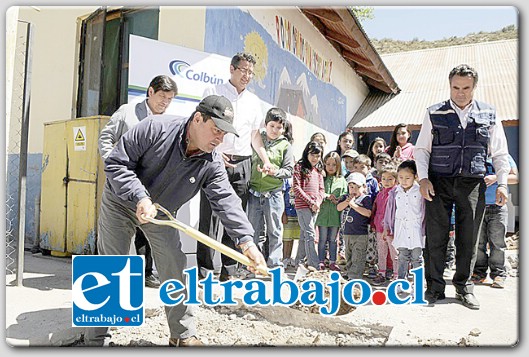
[77,7,159,117]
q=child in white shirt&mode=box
[383,160,425,280]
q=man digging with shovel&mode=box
[83,95,267,347]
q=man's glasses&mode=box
[234,66,254,78]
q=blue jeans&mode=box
[317,226,339,262]
[474,205,508,279]
[295,208,319,269]
[397,247,423,280]
[247,190,285,268]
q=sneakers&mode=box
[491,276,506,289]
[385,269,393,280]
[329,262,341,271]
[169,336,204,347]
[145,274,161,288]
[318,262,326,271]
[372,274,386,286]
[367,267,378,279]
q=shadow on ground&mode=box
[6,307,83,347]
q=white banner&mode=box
[128,35,232,116]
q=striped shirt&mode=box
[293,163,325,210]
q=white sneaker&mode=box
[395,284,412,295]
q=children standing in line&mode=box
[337,172,373,280]
[316,152,348,271]
[293,141,325,270]
[383,160,425,284]
[247,108,294,269]
[386,123,415,162]
[371,165,399,285]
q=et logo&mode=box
[72,256,144,327]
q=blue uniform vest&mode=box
[428,100,496,178]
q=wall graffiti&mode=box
[204,8,346,135]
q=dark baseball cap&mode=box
[196,95,238,137]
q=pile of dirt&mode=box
[290,270,360,316]
[108,303,391,347]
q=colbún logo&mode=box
[169,60,190,77]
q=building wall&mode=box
[158,6,206,51]
[17,7,98,152]
[9,7,98,244]
[8,5,370,245]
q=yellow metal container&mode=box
[40,116,109,255]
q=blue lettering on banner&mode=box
[159,267,427,316]
[72,255,144,327]
[169,59,224,85]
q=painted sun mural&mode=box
[244,31,268,83]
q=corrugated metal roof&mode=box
[350,39,518,131]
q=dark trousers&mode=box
[134,227,154,276]
[197,157,251,276]
[424,176,486,295]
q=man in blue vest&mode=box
[415,64,510,310]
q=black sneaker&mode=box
[372,274,386,286]
[145,274,161,288]
[385,269,393,280]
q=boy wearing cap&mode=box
[85,95,266,347]
[336,172,373,280]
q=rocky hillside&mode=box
[370,25,517,54]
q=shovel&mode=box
[142,203,269,277]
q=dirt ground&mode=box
[5,239,519,348]
[106,252,519,347]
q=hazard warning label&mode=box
[73,126,86,151]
